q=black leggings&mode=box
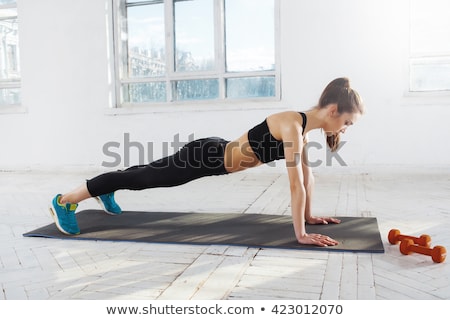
[86,137,230,197]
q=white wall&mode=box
[1,0,449,170]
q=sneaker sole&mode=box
[95,197,122,216]
[48,206,80,235]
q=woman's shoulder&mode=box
[267,110,304,126]
[270,110,302,117]
[267,111,304,140]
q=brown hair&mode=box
[317,77,364,152]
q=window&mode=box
[113,0,279,107]
[410,0,450,92]
[0,0,20,107]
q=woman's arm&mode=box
[301,140,314,220]
[301,142,341,225]
[282,123,338,247]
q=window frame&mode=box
[404,0,450,106]
[0,0,23,114]
[111,0,281,110]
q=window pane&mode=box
[0,10,19,81]
[122,82,166,103]
[117,0,278,105]
[0,87,20,105]
[225,0,274,72]
[126,1,165,77]
[0,0,16,5]
[173,79,219,101]
[174,0,215,72]
[227,77,275,98]
[410,59,450,92]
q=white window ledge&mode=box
[0,105,27,114]
[104,98,285,115]
[402,91,450,107]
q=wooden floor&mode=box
[0,166,449,300]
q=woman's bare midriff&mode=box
[224,132,262,173]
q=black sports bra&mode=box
[247,112,307,163]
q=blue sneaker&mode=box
[49,194,80,235]
[96,192,122,215]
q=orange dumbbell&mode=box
[399,239,446,263]
[388,229,431,247]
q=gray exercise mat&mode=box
[23,210,384,253]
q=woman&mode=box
[50,77,364,247]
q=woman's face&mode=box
[325,109,361,135]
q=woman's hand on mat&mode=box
[297,233,339,247]
[306,216,341,225]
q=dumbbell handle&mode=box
[400,239,446,263]
[410,245,432,255]
[388,229,431,247]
